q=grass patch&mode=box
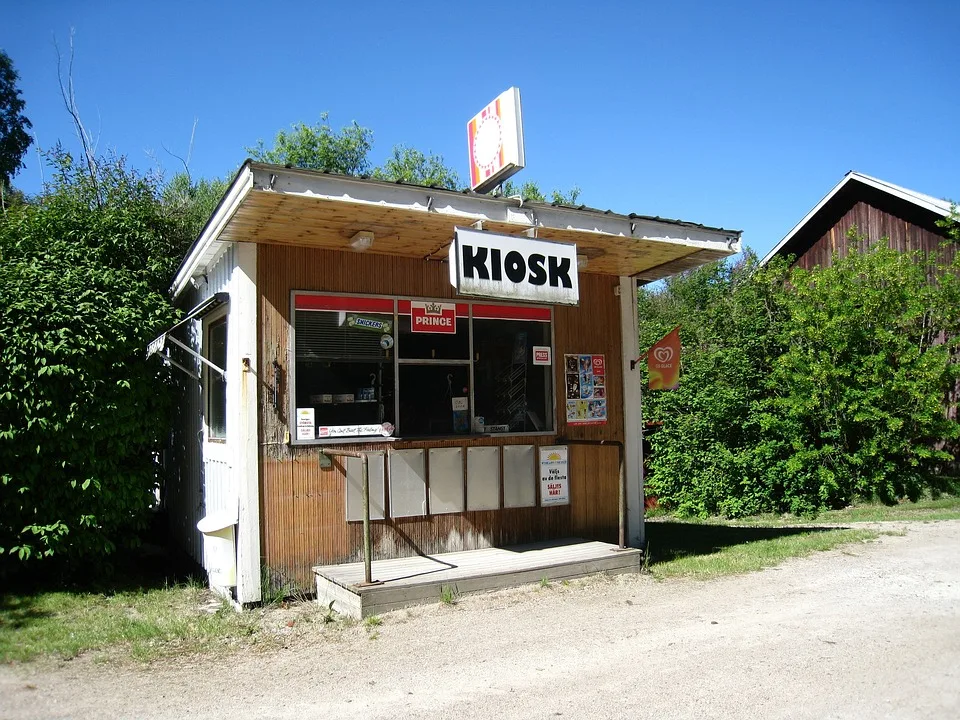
[651,494,960,527]
[813,495,960,523]
[647,522,879,579]
[0,582,261,664]
[439,584,460,606]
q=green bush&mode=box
[640,242,960,517]
[0,151,191,567]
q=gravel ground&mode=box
[2,521,959,720]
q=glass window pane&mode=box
[296,310,392,362]
[472,319,553,433]
[295,358,395,437]
[207,317,227,439]
[294,307,396,439]
[398,365,470,437]
[397,314,469,360]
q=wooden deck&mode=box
[313,538,642,618]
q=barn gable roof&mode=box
[760,171,956,266]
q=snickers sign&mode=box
[411,301,457,334]
[449,227,580,305]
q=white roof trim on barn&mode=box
[172,161,742,299]
[760,171,957,266]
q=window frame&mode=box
[289,290,557,445]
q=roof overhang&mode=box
[172,161,742,298]
[760,171,957,266]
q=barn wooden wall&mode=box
[257,244,624,588]
[793,200,956,271]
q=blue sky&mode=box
[4,0,958,258]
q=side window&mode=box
[206,315,228,440]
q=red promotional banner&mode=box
[647,326,681,390]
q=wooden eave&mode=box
[172,161,741,298]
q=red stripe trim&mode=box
[295,295,394,313]
[472,304,551,322]
[295,295,549,321]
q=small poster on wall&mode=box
[539,445,569,506]
[564,354,607,425]
[296,407,315,440]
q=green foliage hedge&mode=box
[0,152,192,565]
[639,242,960,517]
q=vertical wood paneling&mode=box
[795,200,955,272]
[553,272,625,442]
[257,243,623,588]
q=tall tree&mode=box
[502,178,581,205]
[0,150,188,567]
[246,113,374,175]
[162,171,230,240]
[372,145,460,189]
[0,50,33,189]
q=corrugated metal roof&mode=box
[172,160,742,298]
[267,163,742,236]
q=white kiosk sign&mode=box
[539,445,569,506]
[449,227,579,305]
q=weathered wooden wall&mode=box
[258,244,624,588]
[792,199,955,271]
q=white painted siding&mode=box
[166,244,238,566]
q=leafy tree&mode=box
[760,243,959,510]
[0,50,33,190]
[938,203,960,244]
[162,171,230,240]
[246,113,373,175]
[640,253,788,517]
[372,144,460,189]
[502,178,581,205]
[640,241,959,518]
[0,149,189,567]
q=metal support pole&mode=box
[638,382,646,550]
[618,446,626,550]
[361,454,372,584]
[318,448,379,585]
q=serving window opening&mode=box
[291,293,554,443]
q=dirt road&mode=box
[2,521,959,720]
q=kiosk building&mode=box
[156,160,741,605]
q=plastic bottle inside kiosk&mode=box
[197,510,238,587]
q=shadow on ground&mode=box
[645,520,844,565]
[0,510,203,598]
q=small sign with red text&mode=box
[533,346,552,365]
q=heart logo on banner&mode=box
[653,346,673,363]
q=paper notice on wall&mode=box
[539,445,569,506]
[564,354,606,425]
[296,407,315,440]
